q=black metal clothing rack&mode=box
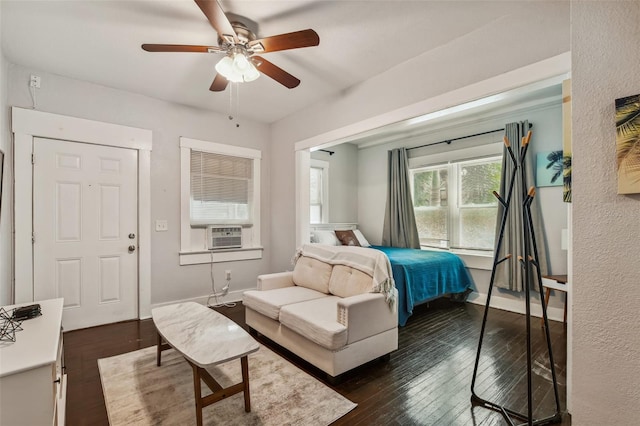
[470,126,562,426]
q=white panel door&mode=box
[33,138,138,330]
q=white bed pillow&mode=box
[353,229,371,247]
[312,230,341,246]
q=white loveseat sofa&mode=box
[243,244,398,379]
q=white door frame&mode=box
[11,107,153,319]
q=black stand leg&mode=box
[470,127,562,426]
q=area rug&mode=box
[98,344,356,425]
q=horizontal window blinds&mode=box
[190,150,253,225]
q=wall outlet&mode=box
[225,270,231,280]
[30,75,41,88]
[155,220,168,232]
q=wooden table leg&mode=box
[241,355,251,412]
[191,362,203,426]
[156,332,162,366]
[155,331,172,367]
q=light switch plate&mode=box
[155,220,168,232]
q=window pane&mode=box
[413,167,449,247]
[460,160,501,206]
[457,158,501,250]
[190,150,252,224]
[413,168,448,207]
[459,207,498,250]
[414,207,448,247]
[310,205,322,224]
[310,167,322,204]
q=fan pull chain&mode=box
[235,84,240,127]
[226,83,241,128]
[228,82,234,121]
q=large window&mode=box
[411,155,502,251]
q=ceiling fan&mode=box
[142,0,319,92]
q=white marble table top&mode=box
[152,302,259,368]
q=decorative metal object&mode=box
[470,130,562,425]
[0,307,24,343]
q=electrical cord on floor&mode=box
[206,251,236,309]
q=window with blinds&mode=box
[190,150,253,226]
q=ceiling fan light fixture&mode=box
[215,56,234,78]
[243,64,260,82]
[232,52,250,71]
[142,1,318,92]
[216,51,260,83]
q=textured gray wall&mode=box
[571,2,640,423]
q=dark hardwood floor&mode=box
[64,300,569,425]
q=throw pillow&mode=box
[335,230,361,246]
[314,230,340,246]
[353,229,371,247]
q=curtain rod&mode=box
[407,123,533,151]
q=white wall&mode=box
[311,143,358,223]
[0,1,12,306]
[571,3,640,424]
[270,5,569,271]
[356,102,567,311]
[5,63,271,306]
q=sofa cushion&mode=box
[279,297,348,351]
[293,255,332,294]
[329,265,374,298]
[243,287,327,320]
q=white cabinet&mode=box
[0,298,66,426]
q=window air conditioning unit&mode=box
[207,226,242,250]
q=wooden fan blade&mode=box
[252,56,300,89]
[210,74,229,92]
[248,29,319,53]
[141,44,222,53]
[194,0,237,43]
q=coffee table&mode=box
[152,302,259,426]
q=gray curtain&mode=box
[494,121,549,291]
[382,148,421,248]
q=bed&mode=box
[309,224,474,326]
[370,246,474,326]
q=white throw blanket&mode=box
[294,244,397,312]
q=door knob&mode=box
[128,233,136,239]
[128,245,136,253]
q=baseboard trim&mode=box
[149,290,244,312]
[147,290,565,324]
[467,291,565,323]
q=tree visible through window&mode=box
[412,167,448,247]
[411,156,501,250]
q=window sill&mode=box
[179,247,263,265]
[422,247,494,270]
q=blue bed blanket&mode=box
[370,246,474,326]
